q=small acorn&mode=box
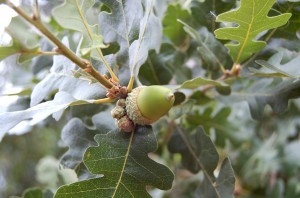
[117,115,134,133]
[126,85,175,125]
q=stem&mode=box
[6,0,113,89]
[127,77,135,93]
[74,0,119,82]
[33,0,40,20]
[92,97,115,104]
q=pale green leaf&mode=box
[52,0,106,55]
[99,0,143,61]
[0,40,22,60]
[214,0,292,63]
[0,92,95,141]
[179,76,230,92]
[55,126,174,198]
[1,17,40,61]
[30,38,105,106]
[129,0,162,79]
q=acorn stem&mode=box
[92,98,115,104]
[127,77,135,93]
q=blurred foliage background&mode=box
[0,0,300,197]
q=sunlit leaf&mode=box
[30,38,105,106]
[0,92,95,141]
[55,126,174,198]
[1,17,40,61]
[129,0,162,80]
[52,0,106,55]
[214,0,291,63]
[179,76,230,95]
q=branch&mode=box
[5,0,113,89]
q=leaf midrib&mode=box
[112,131,134,197]
[176,126,222,198]
[235,0,255,63]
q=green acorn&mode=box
[126,85,175,125]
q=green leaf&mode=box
[214,0,292,63]
[1,17,40,61]
[168,126,235,198]
[138,49,173,85]
[0,40,22,60]
[179,76,230,95]
[191,0,235,31]
[21,187,54,198]
[169,127,219,174]
[139,43,190,85]
[163,4,190,46]
[272,2,300,40]
[186,107,242,147]
[0,92,95,141]
[169,99,195,120]
[52,0,106,55]
[55,126,174,198]
[23,188,43,198]
[181,21,233,71]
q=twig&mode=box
[33,0,40,20]
[5,0,113,89]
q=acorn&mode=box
[125,85,175,125]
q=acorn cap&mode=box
[126,85,175,125]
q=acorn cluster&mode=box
[111,86,175,132]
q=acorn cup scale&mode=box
[126,85,175,125]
